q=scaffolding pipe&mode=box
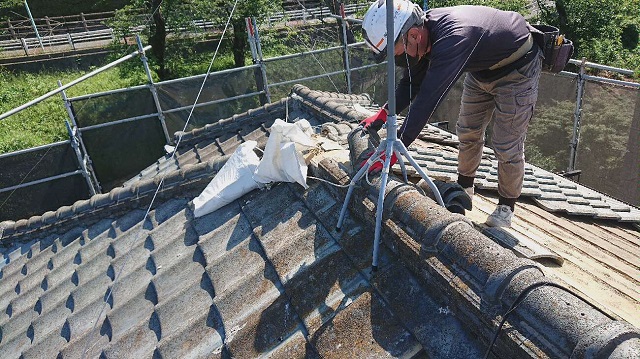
[568,58,635,76]
[162,91,265,114]
[68,84,151,102]
[0,141,69,159]
[136,36,171,144]
[0,45,152,121]
[64,121,98,196]
[153,65,259,86]
[569,58,587,172]
[262,45,344,62]
[268,69,347,88]
[340,4,352,94]
[252,17,271,103]
[0,170,84,194]
[24,0,45,52]
[78,113,158,132]
[59,81,100,194]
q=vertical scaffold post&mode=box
[136,35,172,144]
[24,0,45,52]
[340,3,352,94]
[246,17,269,105]
[58,80,101,195]
[569,58,587,172]
[249,18,271,103]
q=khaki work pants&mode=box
[456,52,543,199]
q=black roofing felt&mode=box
[0,85,638,358]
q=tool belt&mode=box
[473,36,538,82]
[530,24,574,73]
[489,33,534,70]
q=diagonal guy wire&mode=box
[82,0,239,357]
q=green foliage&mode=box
[536,0,640,74]
[0,0,131,19]
[428,0,530,13]
[526,84,635,178]
[0,66,143,154]
[526,100,574,172]
[109,0,281,78]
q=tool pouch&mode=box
[530,24,574,73]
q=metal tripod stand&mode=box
[335,0,445,271]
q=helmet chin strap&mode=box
[401,37,414,144]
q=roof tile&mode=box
[310,290,421,358]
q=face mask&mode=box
[395,53,420,68]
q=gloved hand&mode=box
[359,151,398,173]
[359,107,388,132]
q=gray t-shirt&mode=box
[396,5,534,147]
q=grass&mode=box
[0,64,150,154]
[0,39,250,155]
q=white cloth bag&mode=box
[253,118,315,189]
[192,140,261,217]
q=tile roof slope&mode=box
[0,85,638,358]
[0,87,485,358]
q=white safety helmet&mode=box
[362,0,425,63]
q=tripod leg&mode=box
[395,142,445,206]
[394,148,408,183]
[336,140,387,231]
[372,140,394,271]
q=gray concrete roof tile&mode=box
[0,308,37,350]
[109,266,152,310]
[69,272,112,313]
[283,249,370,333]
[29,305,71,349]
[8,283,42,319]
[267,225,341,285]
[155,309,223,359]
[73,251,111,287]
[0,334,30,359]
[40,255,75,293]
[153,282,214,341]
[203,238,265,296]
[36,276,75,317]
[223,298,305,358]
[58,326,110,359]
[13,264,47,305]
[195,209,253,258]
[105,293,154,341]
[262,330,316,359]
[65,302,105,344]
[149,214,198,257]
[0,256,32,291]
[310,290,422,358]
[152,260,204,304]
[211,266,282,329]
[108,240,148,280]
[20,327,68,359]
[372,263,484,358]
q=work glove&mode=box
[359,151,398,174]
[359,107,388,132]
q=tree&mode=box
[535,0,640,73]
[111,0,280,80]
[210,0,279,68]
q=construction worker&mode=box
[359,0,544,227]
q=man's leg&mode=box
[486,53,543,226]
[456,73,494,191]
